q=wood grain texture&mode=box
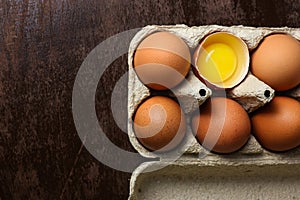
[0,0,299,199]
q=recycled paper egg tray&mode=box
[127,25,300,200]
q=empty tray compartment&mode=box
[130,161,300,200]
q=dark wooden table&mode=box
[0,0,299,199]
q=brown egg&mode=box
[133,31,191,90]
[251,96,300,152]
[251,34,300,91]
[192,98,251,153]
[133,96,186,152]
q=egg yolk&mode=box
[197,43,237,83]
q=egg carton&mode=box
[127,25,300,200]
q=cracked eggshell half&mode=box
[193,32,250,89]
